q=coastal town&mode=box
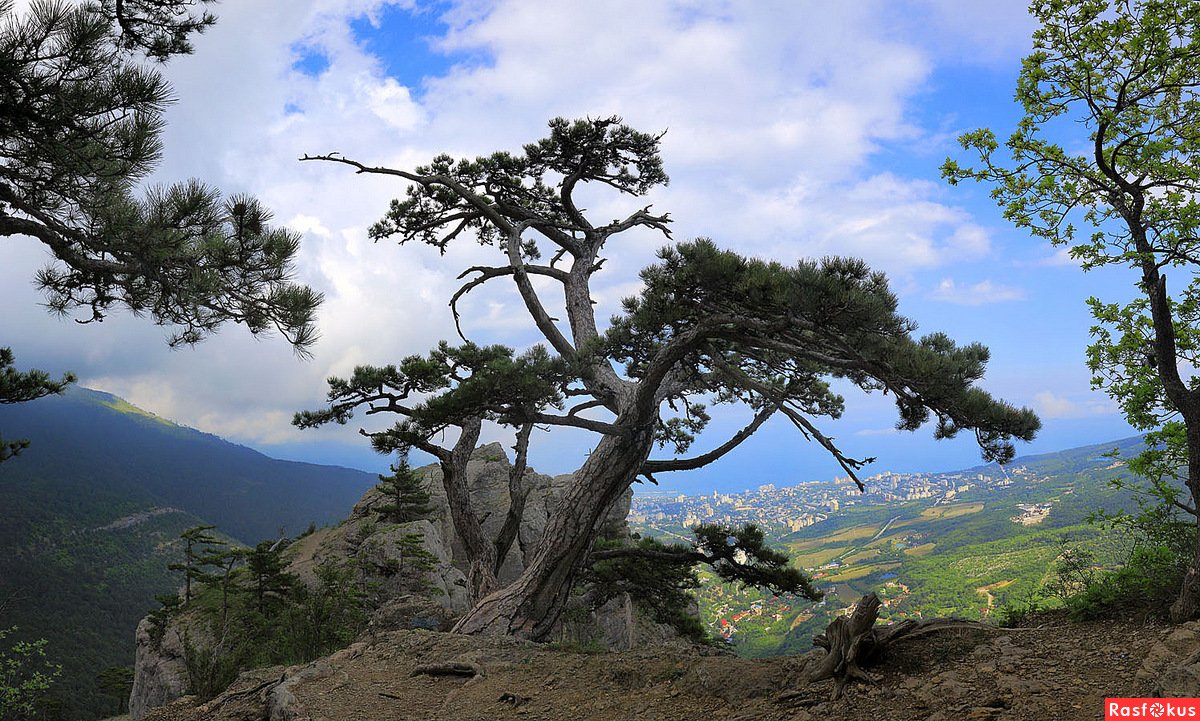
[629,462,1040,536]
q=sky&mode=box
[0,0,1147,493]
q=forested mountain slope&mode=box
[0,387,378,719]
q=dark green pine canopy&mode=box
[609,239,1041,477]
[0,0,321,352]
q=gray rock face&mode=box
[415,443,632,584]
[129,617,189,721]
[295,513,471,614]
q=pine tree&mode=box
[0,1,320,350]
[244,540,294,615]
[303,116,1042,639]
[209,547,245,623]
[375,457,432,523]
[94,665,133,715]
[168,525,224,603]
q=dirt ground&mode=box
[144,613,1176,721]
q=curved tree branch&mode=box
[642,402,778,474]
[505,223,577,359]
[529,412,625,436]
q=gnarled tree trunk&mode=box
[451,423,655,639]
[432,419,500,604]
[808,593,984,700]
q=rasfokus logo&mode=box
[1107,698,1200,719]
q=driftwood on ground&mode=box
[808,592,993,700]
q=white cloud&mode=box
[856,427,900,437]
[0,0,1041,467]
[713,173,995,273]
[1039,247,1081,267]
[930,278,1026,305]
[1032,392,1116,420]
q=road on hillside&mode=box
[869,515,903,543]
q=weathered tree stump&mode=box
[808,592,968,700]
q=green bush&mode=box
[1054,445,1194,621]
[0,627,61,721]
[1066,545,1183,621]
[181,631,239,702]
[996,588,1049,628]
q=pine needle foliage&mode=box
[0,348,74,462]
[0,1,321,351]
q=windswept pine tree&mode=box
[303,116,1041,639]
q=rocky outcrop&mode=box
[130,443,638,718]
[408,442,630,586]
[289,514,471,615]
[129,617,189,721]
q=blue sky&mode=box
[0,1,1145,494]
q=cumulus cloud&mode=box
[930,278,1026,305]
[0,0,1040,469]
[714,173,995,273]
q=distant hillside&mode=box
[0,387,379,720]
[0,386,378,543]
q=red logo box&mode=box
[1107,698,1200,719]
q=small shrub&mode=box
[996,587,1047,628]
[181,631,239,702]
[0,627,61,720]
[1042,545,1097,604]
